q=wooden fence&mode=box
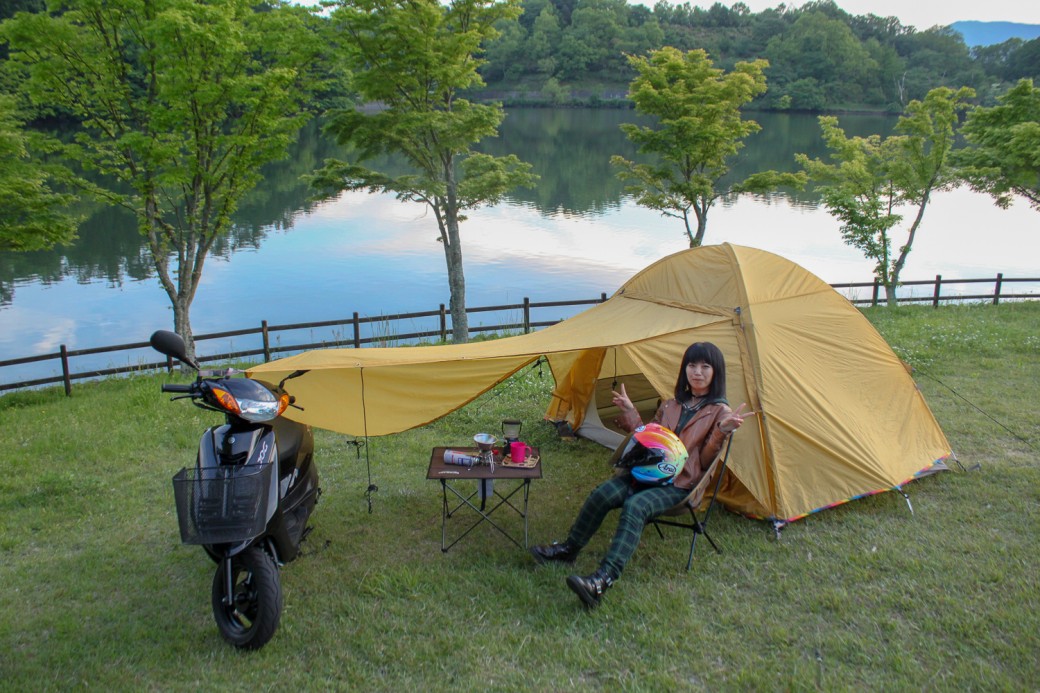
[830,273,1036,308]
[1,274,1037,396]
[0,295,607,395]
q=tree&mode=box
[315,0,537,343]
[481,14,527,81]
[797,86,974,306]
[954,79,1040,212]
[0,0,320,361]
[528,6,563,75]
[765,10,878,106]
[0,95,78,251]
[612,47,806,247]
[894,28,983,102]
[971,38,1024,84]
[558,0,627,79]
[1004,39,1040,83]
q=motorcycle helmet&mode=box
[617,423,689,486]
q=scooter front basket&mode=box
[172,462,275,545]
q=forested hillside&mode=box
[478,0,1040,111]
[2,0,1039,113]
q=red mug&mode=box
[509,441,532,463]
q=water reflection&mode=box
[0,108,1035,382]
[478,108,641,214]
[0,108,890,299]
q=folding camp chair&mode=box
[647,434,733,571]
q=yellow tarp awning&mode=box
[249,244,952,522]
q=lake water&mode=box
[1,109,1037,384]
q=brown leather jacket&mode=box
[616,398,731,491]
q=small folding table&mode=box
[426,446,542,552]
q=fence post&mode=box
[352,312,361,349]
[600,292,607,302]
[523,297,531,333]
[933,274,942,308]
[60,345,72,396]
[871,280,880,307]
[261,320,271,362]
[993,273,1003,306]
[439,304,447,342]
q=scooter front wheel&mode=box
[211,547,282,650]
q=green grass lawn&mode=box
[1,302,1037,691]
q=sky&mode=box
[712,1,1040,31]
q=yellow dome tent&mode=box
[248,244,952,524]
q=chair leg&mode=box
[700,528,721,554]
[654,507,722,571]
[685,532,698,571]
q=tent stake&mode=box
[900,489,914,515]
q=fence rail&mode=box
[832,273,1038,308]
[1,274,1037,395]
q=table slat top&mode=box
[427,446,542,480]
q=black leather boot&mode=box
[529,539,580,565]
[566,568,614,609]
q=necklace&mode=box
[682,394,706,410]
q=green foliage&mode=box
[1003,38,1040,82]
[798,118,900,262]
[0,95,78,251]
[529,5,563,75]
[540,76,568,105]
[0,303,1038,689]
[765,10,879,106]
[317,0,538,342]
[0,0,320,357]
[954,78,1040,211]
[896,27,986,103]
[557,0,638,79]
[797,87,974,305]
[612,47,805,247]
[475,0,1016,109]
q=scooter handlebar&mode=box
[161,383,194,393]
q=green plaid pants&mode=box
[566,475,689,579]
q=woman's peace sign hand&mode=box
[719,403,756,434]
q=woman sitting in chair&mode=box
[530,341,753,609]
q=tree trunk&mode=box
[145,213,200,364]
[887,192,931,308]
[883,281,898,307]
[172,297,196,366]
[688,198,709,247]
[682,209,695,247]
[445,216,468,343]
[436,184,468,343]
[693,213,708,248]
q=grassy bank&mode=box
[1,302,1037,690]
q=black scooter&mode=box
[151,330,320,650]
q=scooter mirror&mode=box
[150,330,197,369]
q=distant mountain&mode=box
[951,21,1040,47]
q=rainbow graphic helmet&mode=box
[618,423,690,486]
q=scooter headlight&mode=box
[237,391,290,422]
[209,379,289,422]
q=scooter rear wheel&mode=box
[211,547,282,650]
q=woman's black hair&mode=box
[674,342,726,403]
